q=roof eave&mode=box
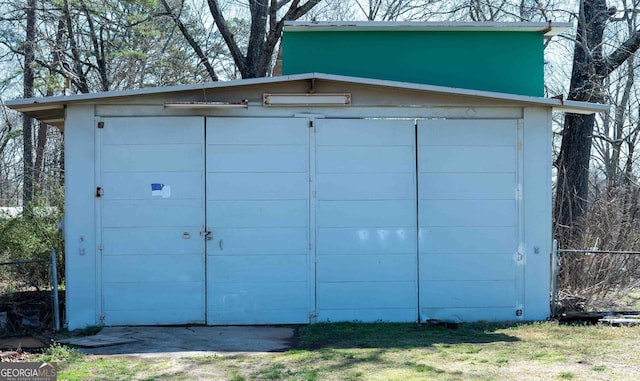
[6,73,608,128]
[283,21,573,37]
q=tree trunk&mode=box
[553,0,609,245]
[207,0,321,79]
[22,0,36,206]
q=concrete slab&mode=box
[66,326,295,358]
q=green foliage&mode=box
[0,199,65,288]
[39,342,82,363]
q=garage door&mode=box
[315,119,418,322]
[99,117,205,325]
[205,117,311,324]
[418,119,520,322]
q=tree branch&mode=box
[606,29,640,75]
[207,0,247,77]
[247,0,269,77]
[79,0,109,91]
[62,0,90,93]
[161,0,218,81]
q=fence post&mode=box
[51,248,60,332]
[551,239,559,317]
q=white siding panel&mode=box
[102,144,202,173]
[104,282,203,311]
[317,228,416,255]
[208,309,309,325]
[206,117,310,325]
[418,119,519,322]
[207,145,307,173]
[207,173,308,200]
[207,282,307,313]
[101,172,202,200]
[317,146,415,173]
[522,108,553,320]
[207,200,307,227]
[317,254,416,282]
[420,254,515,281]
[102,227,203,256]
[317,200,415,227]
[420,173,516,200]
[317,120,415,146]
[101,117,202,145]
[99,117,205,326]
[207,228,307,255]
[65,105,97,330]
[420,200,516,227]
[420,146,516,173]
[102,254,203,283]
[104,309,204,326]
[420,227,517,254]
[209,255,307,282]
[318,173,415,200]
[315,119,417,323]
[421,281,516,308]
[102,199,202,228]
[418,119,516,146]
[318,309,417,323]
[207,118,308,145]
[421,308,515,323]
[318,282,416,309]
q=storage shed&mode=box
[7,23,607,329]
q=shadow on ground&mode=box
[58,321,521,358]
[295,321,521,350]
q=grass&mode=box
[43,321,640,380]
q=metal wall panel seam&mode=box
[203,116,208,324]
[94,116,104,325]
[516,119,525,319]
[308,116,317,323]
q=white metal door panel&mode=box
[100,117,205,325]
[418,119,519,322]
[315,119,417,322]
[206,117,310,325]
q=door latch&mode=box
[200,230,213,240]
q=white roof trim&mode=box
[284,21,572,37]
[6,72,607,115]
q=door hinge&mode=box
[309,120,314,128]
[97,121,104,129]
[98,243,104,252]
[95,187,103,198]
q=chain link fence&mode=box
[0,250,61,336]
[552,240,640,315]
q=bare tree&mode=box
[206,0,321,78]
[554,0,640,244]
[22,0,35,205]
